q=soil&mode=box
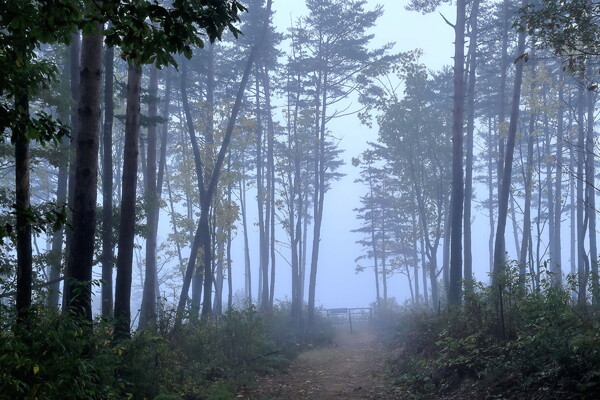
[239,324,408,400]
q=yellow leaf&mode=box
[33,365,39,375]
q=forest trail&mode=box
[241,324,406,400]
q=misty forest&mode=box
[1,0,599,398]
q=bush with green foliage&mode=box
[0,304,334,399]
[386,271,600,399]
[0,310,121,400]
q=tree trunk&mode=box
[586,78,598,304]
[570,139,577,301]
[519,108,535,288]
[62,32,81,311]
[153,68,172,310]
[497,0,510,189]
[255,66,269,309]
[463,0,480,293]
[577,87,588,307]
[15,95,32,327]
[487,117,495,275]
[114,62,142,338]
[551,74,564,287]
[214,223,224,315]
[412,215,419,305]
[263,64,277,309]
[492,0,527,283]
[239,154,252,303]
[442,199,451,289]
[48,89,69,310]
[308,68,327,328]
[139,66,159,330]
[64,23,103,322]
[372,190,381,308]
[227,176,234,311]
[180,60,207,320]
[448,0,466,306]
[101,42,114,318]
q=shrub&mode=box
[0,310,120,400]
[387,273,600,399]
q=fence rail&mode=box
[321,307,373,332]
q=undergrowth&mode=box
[0,302,334,400]
[385,271,600,399]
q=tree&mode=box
[493,0,529,284]
[0,0,78,329]
[101,34,114,319]
[174,0,272,327]
[103,0,245,337]
[64,18,103,323]
[295,0,390,328]
[448,0,466,307]
[519,0,600,84]
[463,0,481,293]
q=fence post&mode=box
[348,309,353,333]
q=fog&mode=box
[3,0,600,398]
[93,0,596,317]
[2,0,598,328]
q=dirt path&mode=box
[241,325,406,400]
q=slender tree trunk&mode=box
[301,193,309,305]
[372,195,381,308]
[463,0,480,293]
[420,235,428,307]
[497,0,510,187]
[139,66,159,330]
[448,0,466,306]
[407,265,415,303]
[409,157,437,305]
[153,68,172,310]
[546,102,555,288]
[412,216,419,304]
[586,79,598,304]
[492,0,528,283]
[551,75,564,287]
[64,23,103,322]
[48,79,70,310]
[262,64,277,308]
[239,155,252,303]
[114,63,143,338]
[570,140,577,301]
[510,193,521,257]
[255,67,268,309]
[289,93,303,324]
[442,199,451,289]
[487,117,495,275]
[308,69,327,327]
[48,141,68,310]
[381,216,388,304]
[165,165,185,274]
[15,95,32,327]
[215,224,224,315]
[101,42,114,318]
[422,241,429,307]
[577,86,588,307]
[62,32,81,310]
[180,60,207,320]
[519,108,535,288]
[227,175,234,311]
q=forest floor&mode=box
[239,323,407,400]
